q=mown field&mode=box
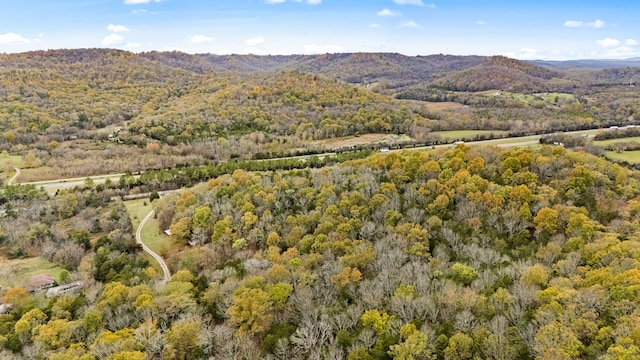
[593,135,640,163]
[605,150,640,163]
[431,129,509,141]
[478,90,576,107]
[593,136,640,146]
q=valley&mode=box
[0,49,640,359]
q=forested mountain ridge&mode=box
[142,52,486,89]
[429,56,563,93]
[0,48,638,183]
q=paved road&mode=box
[136,210,171,284]
[22,174,127,190]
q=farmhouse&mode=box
[24,274,56,293]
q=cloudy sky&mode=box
[0,0,638,60]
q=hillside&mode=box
[0,49,453,144]
[142,52,486,91]
[428,56,562,93]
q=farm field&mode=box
[592,136,640,146]
[479,90,576,106]
[431,129,509,141]
[311,133,413,149]
[605,150,640,163]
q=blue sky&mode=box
[0,0,638,60]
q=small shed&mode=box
[0,303,12,314]
[45,281,85,298]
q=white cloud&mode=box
[392,0,425,5]
[265,0,286,3]
[0,32,32,45]
[124,0,161,4]
[303,43,345,54]
[107,24,129,33]
[102,34,124,46]
[369,23,381,28]
[564,19,605,28]
[245,36,265,46]
[292,0,322,4]
[476,20,486,25]
[593,46,639,59]
[191,35,214,44]
[625,39,638,46]
[401,21,420,28]
[377,8,400,17]
[596,37,620,48]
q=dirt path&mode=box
[136,210,171,283]
[7,167,20,185]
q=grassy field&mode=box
[479,90,576,106]
[431,130,509,141]
[0,152,24,182]
[605,151,640,163]
[0,256,64,288]
[310,133,420,150]
[593,136,640,146]
[124,198,167,254]
[413,101,470,112]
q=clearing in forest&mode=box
[0,256,64,289]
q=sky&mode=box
[0,0,638,60]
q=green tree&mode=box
[534,323,582,359]
[227,287,273,336]
[165,319,201,360]
[56,190,79,219]
[534,207,559,236]
[361,309,394,337]
[449,263,478,286]
[192,205,212,228]
[388,323,431,360]
[169,217,192,246]
[444,332,474,360]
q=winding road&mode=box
[136,210,171,284]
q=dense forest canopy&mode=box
[3,144,640,359]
